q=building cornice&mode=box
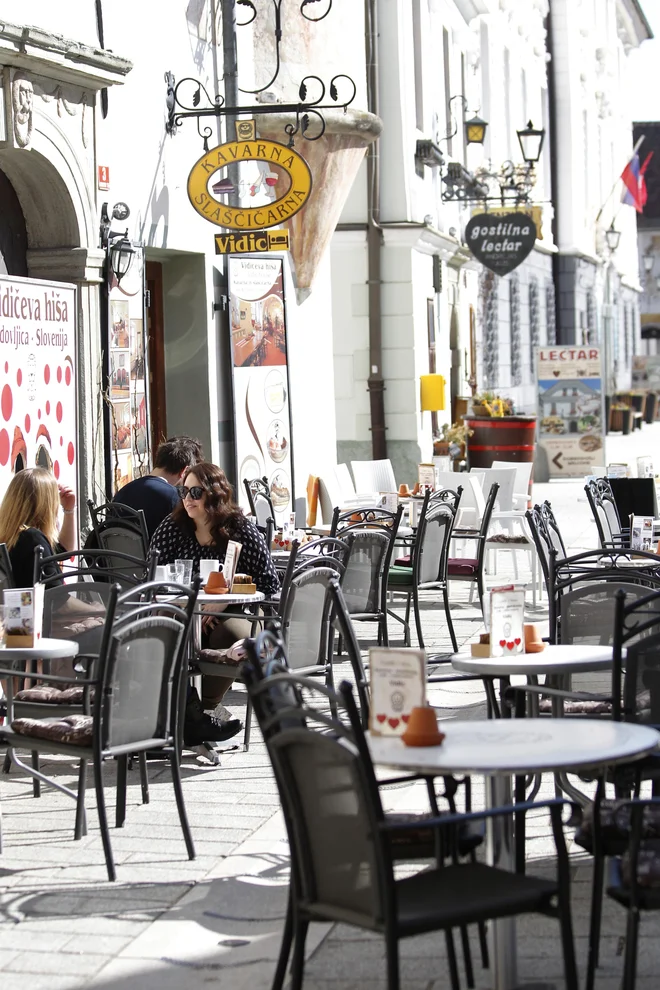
[0,21,132,88]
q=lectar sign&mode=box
[188,136,312,230]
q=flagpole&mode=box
[595,135,645,224]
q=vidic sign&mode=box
[465,212,537,275]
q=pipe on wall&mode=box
[365,0,386,458]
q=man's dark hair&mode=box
[154,436,203,475]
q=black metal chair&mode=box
[277,537,349,616]
[87,499,150,571]
[388,498,458,652]
[330,504,403,538]
[244,476,276,545]
[447,482,499,616]
[0,578,200,880]
[340,528,395,648]
[242,652,579,990]
[0,542,14,591]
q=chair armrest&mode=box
[0,666,98,686]
[378,796,578,833]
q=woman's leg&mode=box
[202,616,252,707]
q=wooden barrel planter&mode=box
[464,415,537,470]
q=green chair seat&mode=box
[388,565,414,587]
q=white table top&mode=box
[368,719,660,777]
[0,637,80,660]
[193,590,265,605]
[451,644,614,676]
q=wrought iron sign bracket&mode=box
[441,160,537,207]
[165,71,356,150]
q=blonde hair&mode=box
[0,468,60,551]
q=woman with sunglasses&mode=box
[150,462,278,717]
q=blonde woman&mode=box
[0,468,76,588]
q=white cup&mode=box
[199,559,221,582]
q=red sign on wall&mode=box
[97,166,110,191]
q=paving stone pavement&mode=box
[0,438,659,989]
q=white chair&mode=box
[491,459,533,509]
[351,458,397,494]
[478,467,540,603]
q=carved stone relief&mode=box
[11,72,33,148]
[9,69,93,152]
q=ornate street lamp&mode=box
[643,253,654,274]
[605,222,621,253]
[516,121,545,164]
[99,202,134,284]
[109,237,135,284]
[465,113,488,145]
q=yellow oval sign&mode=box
[187,139,312,230]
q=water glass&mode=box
[154,565,168,584]
[166,562,185,586]
[176,559,193,586]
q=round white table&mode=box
[1,637,80,662]
[369,720,660,990]
[451,644,614,678]
[0,637,81,804]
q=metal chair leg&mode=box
[442,587,459,653]
[272,893,293,990]
[31,751,40,797]
[115,755,127,828]
[93,756,116,882]
[385,932,400,990]
[169,751,195,860]
[289,917,309,990]
[243,695,253,751]
[444,929,460,990]
[74,759,87,840]
[622,908,640,990]
[139,751,149,804]
[585,849,606,990]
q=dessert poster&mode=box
[108,249,150,492]
[368,647,426,737]
[229,256,294,521]
[537,347,605,479]
[0,274,77,506]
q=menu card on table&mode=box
[377,493,398,512]
[418,463,436,488]
[631,516,655,552]
[489,585,525,657]
[223,540,242,589]
[3,584,44,647]
[368,647,426,736]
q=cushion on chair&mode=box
[538,698,612,715]
[11,714,93,745]
[388,566,414,587]
[394,555,412,566]
[447,558,478,576]
[486,534,531,545]
[575,799,660,855]
[197,639,248,667]
[14,686,93,704]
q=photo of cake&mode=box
[267,420,288,463]
[269,470,290,510]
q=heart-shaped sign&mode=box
[506,641,515,651]
[388,717,400,730]
[402,714,410,724]
[514,637,521,646]
[465,212,537,276]
[499,639,507,648]
[376,713,387,724]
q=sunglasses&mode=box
[175,485,205,501]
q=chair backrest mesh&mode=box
[417,503,453,584]
[282,568,334,670]
[101,616,183,747]
[98,527,148,577]
[560,581,660,645]
[622,632,660,725]
[273,731,383,923]
[0,542,14,591]
[341,530,390,614]
[42,581,113,656]
[601,496,622,538]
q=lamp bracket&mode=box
[441,159,537,206]
[165,71,356,149]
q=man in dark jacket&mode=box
[113,436,203,538]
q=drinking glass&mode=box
[176,559,193,586]
[166,562,185,586]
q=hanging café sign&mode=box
[187,122,312,239]
[465,212,537,276]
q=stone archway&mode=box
[0,166,28,276]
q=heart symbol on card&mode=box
[402,714,410,723]
[376,713,387,724]
[553,370,560,377]
[506,641,515,650]
[499,639,506,648]
[514,637,521,646]
[388,717,400,729]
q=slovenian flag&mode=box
[621,151,653,212]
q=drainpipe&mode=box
[365,0,386,458]
[546,4,562,343]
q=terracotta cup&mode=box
[412,482,421,496]
[401,706,446,747]
[205,570,228,594]
[398,483,410,497]
[524,623,545,653]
